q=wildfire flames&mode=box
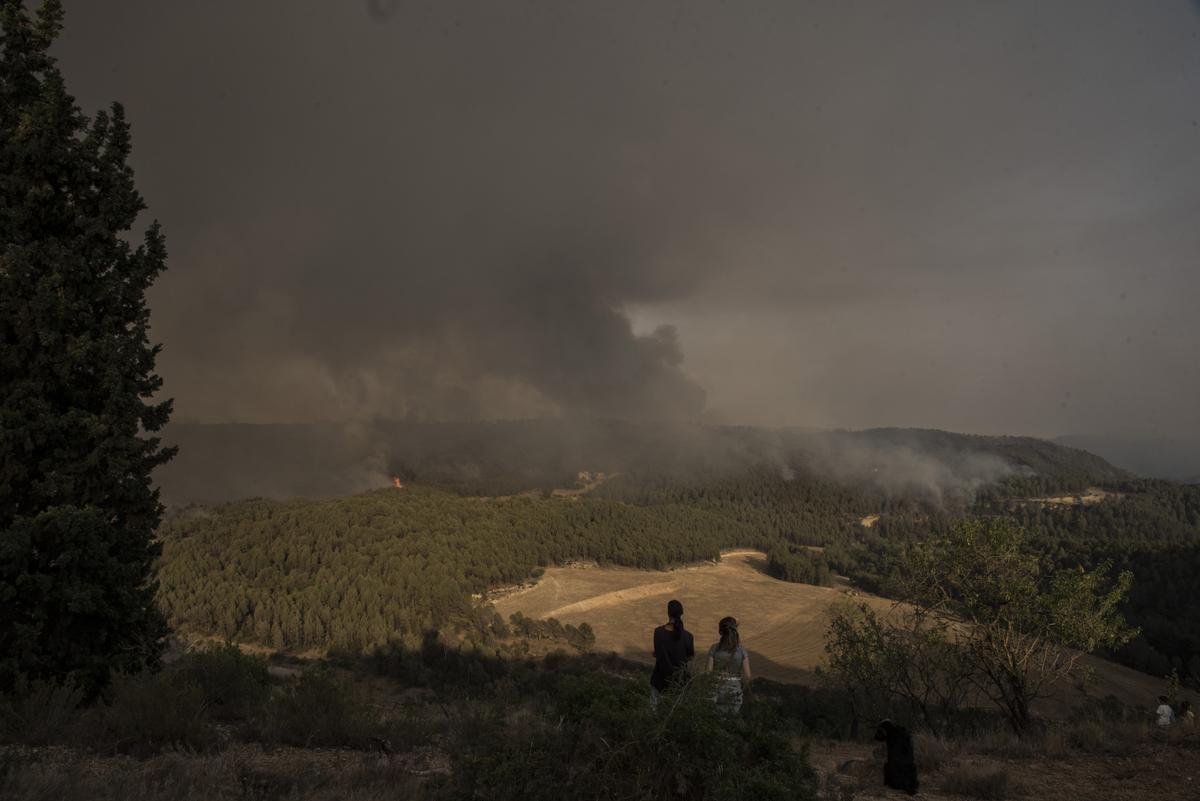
[391,476,403,489]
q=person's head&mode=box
[1181,701,1191,713]
[667,599,684,640]
[718,616,739,652]
[1159,695,1169,704]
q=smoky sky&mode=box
[52,0,1200,437]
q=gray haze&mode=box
[54,1,1200,438]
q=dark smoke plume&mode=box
[50,1,1200,437]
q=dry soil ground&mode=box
[809,730,1200,801]
[1026,487,1118,506]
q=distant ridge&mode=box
[1055,434,1200,482]
[157,420,1129,507]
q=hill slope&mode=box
[494,550,1166,706]
[157,419,1128,506]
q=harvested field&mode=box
[494,550,1166,705]
[496,550,897,683]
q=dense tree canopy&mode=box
[0,0,172,694]
[157,488,754,652]
[156,426,1199,688]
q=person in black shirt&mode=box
[874,719,919,795]
[650,598,695,707]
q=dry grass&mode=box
[495,550,892,684]
[809,723,1200,801]
[912,733,955,773]
[0,746,438,801]
[941,765,1020,799]
[494,551,1168,706]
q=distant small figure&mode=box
[650,599,694,707]
[874,719,919,795]
[1179,700,1195,727]
[1156,695,1176,727]
[706,616,752,715]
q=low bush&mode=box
[172,643,270,721]
[912,734,955,773]
[452,671,817,801]
[941,765,1020,800]
[89,671,217,754]
[0,678,84,745]
[260,670,380,748]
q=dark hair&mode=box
[667,599,684,641]
[717,616,739,652]
[1159,695,1169,703]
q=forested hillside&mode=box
[996,481,1200,681]
[154,423,1199,687]
[830,480,1200,682]
[157,420,1130,506]
[157,488,759,652]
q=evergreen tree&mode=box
[1,0,173,695]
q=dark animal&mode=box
[874,719,919,795]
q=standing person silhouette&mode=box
[650,599,694,707]
[706,616,751,714]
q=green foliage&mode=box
[171,643,270,722]
[157,487,749,652]
[454,672,817,801]
[0,0,173,696]
[0,676,83,745]
[994,482,1200,684]
[766,546,833,586]
[824,519,1139,737]
[89,671,216,754]
[157,422,1200,687]
[260,670,380,748]
[903,518,1134,734]
[823,602,974,737]
[506,614,596,651]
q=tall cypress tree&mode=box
[1,0,173,694]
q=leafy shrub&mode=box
[172,643,270,721]
[941,766,1019,800]
[260,670,380,747]
[89,672,216,754]
[564,622,595,651]
[453,671,817,801]
[753,679,856,739]
[0,678,84,745]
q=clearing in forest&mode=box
[493,550,1164,705]
[1026,487,1118,506]
[496,551,891,683]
